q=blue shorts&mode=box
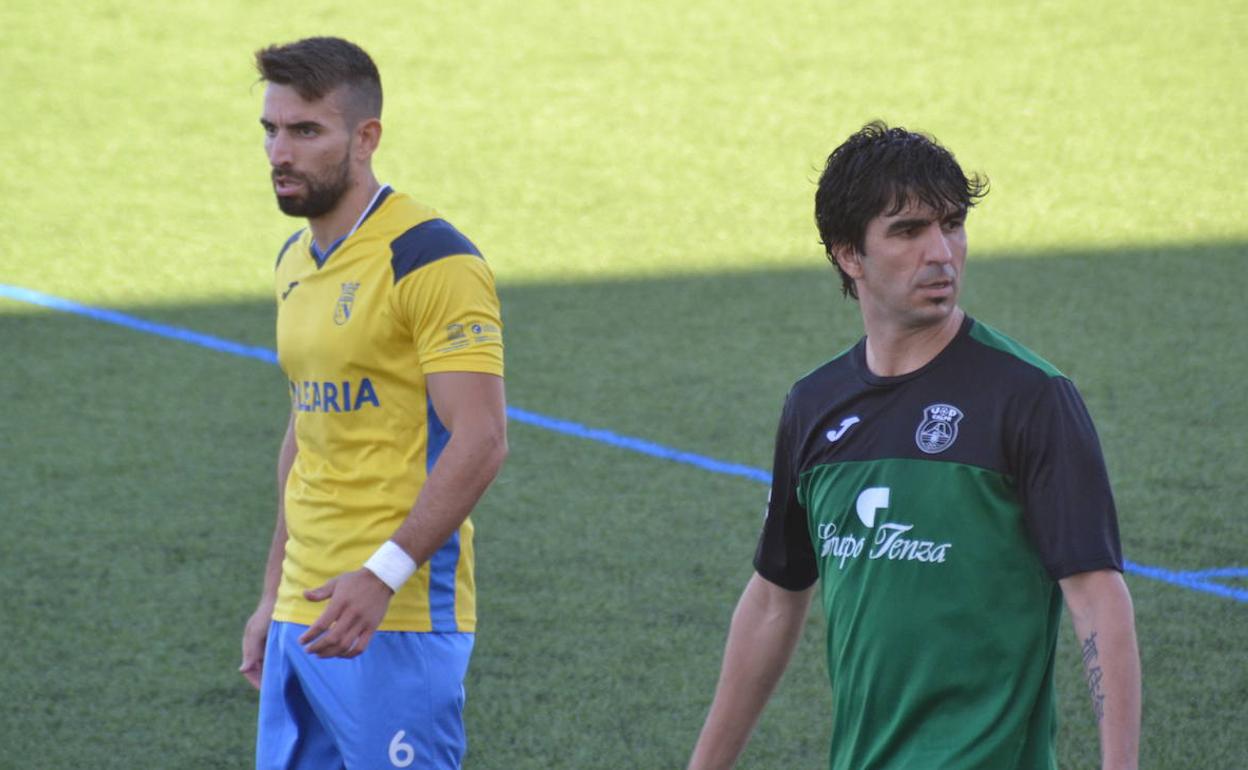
[257,621,474,770]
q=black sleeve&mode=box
[1017,376,1124,579]
[753,392,819,590]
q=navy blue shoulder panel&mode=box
[390,219,483,283]
[275,228,305,269]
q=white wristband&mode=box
[363,540,417,593]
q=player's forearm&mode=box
[689,574,812,770]
[1060,570,1141,770]
[1093,622,1141,770]
[689,661,774,770]
[1084,606,1141,770]
[390,422,507,565]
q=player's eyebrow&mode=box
[259,118,325,132]
[884,207,968,235]
[884,217,933,235]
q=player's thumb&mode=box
[303,577,338,602]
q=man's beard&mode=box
[272,152,351,219]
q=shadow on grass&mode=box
[1,240,1245,768]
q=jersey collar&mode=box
[853,313,974,387]
[310,184,394,267]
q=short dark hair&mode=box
[814,121,988,298]
[255,37,382,124]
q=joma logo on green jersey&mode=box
[817,486,953,569]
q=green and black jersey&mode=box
[755,315,1122,770]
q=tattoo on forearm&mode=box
[1081,631,1105,723]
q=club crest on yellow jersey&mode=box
[334,282,361,326]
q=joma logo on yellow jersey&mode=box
[289,377,380,413]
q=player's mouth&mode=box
[272,172,305,196]
[916,277,957,302]
[916,263,958,292]
[918,278,955,292]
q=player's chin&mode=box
[908,298,958,326]
[276,194,309,216]
[916,286,959,310]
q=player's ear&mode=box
[355,118,382,159]
[831,243,864,280]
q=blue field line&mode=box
[506,407,773,484]
[4,283,1244,604]
[1,284,279,364]
[1172,567,1248,580]
[1123,561,1248,603]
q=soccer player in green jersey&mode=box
[237,37,507,769]
[689,122,1141,770]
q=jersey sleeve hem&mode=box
[422,358,504,377]
[753,563,818,592]
[1046,555,1124,581]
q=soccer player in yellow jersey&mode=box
[238,37,507,769]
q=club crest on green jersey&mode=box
[334,282,361,326]
[916,403,963,454]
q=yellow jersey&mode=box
[272,186,503,632]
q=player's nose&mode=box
[267,131,293,166]
[927,226,956,263]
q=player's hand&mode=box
[299,569,394,658]
[239,600,275,690]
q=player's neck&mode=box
[862,307,964,377]
[307,174,382,252]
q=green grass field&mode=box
[2,1,1246,768]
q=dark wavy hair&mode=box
[255,37,382,125]
[815,121,988,298]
